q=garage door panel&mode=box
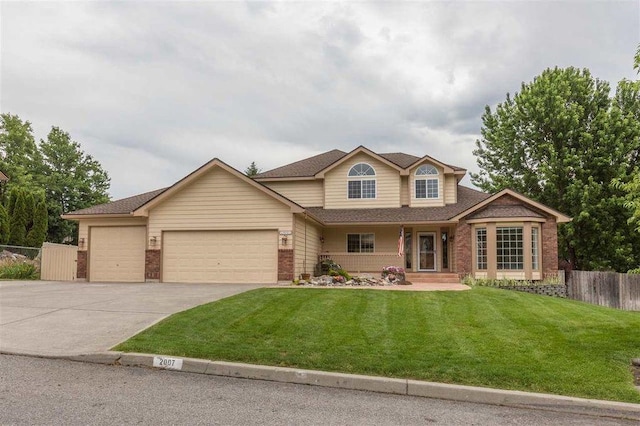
[162,230,277,284]
[90,227,146,282]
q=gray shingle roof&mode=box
[306,186,490,224]
[65,188,167,215]
[254,149,466,179]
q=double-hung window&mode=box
[415,164,439,199]
[348,163,376,199]
[347,234,374,253]
[476,227,487,270]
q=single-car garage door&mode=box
[162,230,277,284]
[89,226,146,282]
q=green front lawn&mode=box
[115,287,640,403]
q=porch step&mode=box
[404,273,461,284]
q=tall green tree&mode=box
[245,161,261,177]
[8,188,28,246]
[472,66,640,271]
[0,114,42,194]
[615,45,640,235]
[25,193,48,248]
[39,127,110,243]
[0,204,9,244]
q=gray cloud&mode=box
[1,1,637,199]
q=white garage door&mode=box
[89,226,146,282]
[162,230,277,284]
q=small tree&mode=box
[245,161,261,177]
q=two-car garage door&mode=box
[162,230,277,284]
[88,227,277,284]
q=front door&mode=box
[418,233,437,271]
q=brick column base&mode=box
[278,249,294,281]
[77,251,87,279]
[145,250,161,280]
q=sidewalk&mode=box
[4,349,638,422]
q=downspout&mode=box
[304,212,307,275]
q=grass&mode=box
[115,287,640,403]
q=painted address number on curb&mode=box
[153,356,183,370]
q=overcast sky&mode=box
[1,1,638,200]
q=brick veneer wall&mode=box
[77,250,87,279]
[541,217,558,276]
[454,219,472,278]
[278,249,294,281]
[145,250,161,280]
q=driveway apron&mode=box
[0,281,263,356]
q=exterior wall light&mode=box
[78,238,85,248]
[150,236,157,247]
[281,235,288,245]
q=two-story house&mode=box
[63,146,570,284]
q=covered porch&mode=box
[317,224,456,275]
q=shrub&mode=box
[0,261,39,280]
[328,268,351,281]
[629,268,640,275]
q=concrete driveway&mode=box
[0,281,264,356]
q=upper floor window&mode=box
[415,164,438,199]
[348,163,376,199]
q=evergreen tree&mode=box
[8,189,28,246]
[25,193,48,248]
[245,161,261,177]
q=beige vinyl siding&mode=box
[324,153,400,209]
[263,180,323,207]
[444,176,457,205]
[400,176,409,206]
[148,167,293,247]
[78,217,148,248]
[409,163,445,207]
[294,215,322,278]
[321,226,402,272]
[322,226,399,253]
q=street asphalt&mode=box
[1,280,639,421]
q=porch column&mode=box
[487,223,497,279]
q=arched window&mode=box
[415,164,438,176]
[348,163,376,199]
[415,164,439,199]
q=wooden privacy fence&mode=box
[40,242,78,281]
[566,270,640,311]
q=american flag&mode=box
[397,226,404,257]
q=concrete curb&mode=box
[3,350,639,421]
